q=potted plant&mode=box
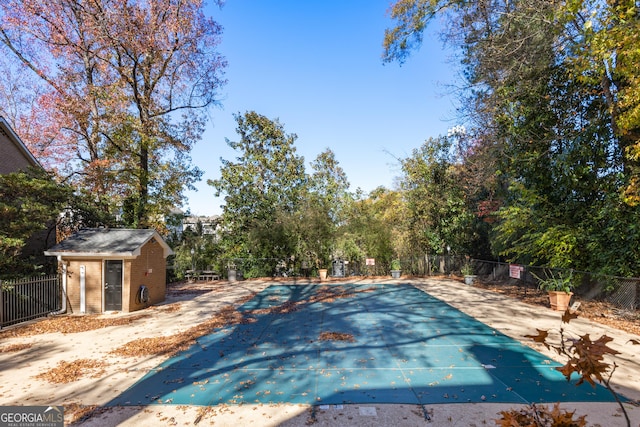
[312,251,329,281]
[390,259,402,279]
[227,262,238,282]
[532,269,574,311]
[461,262,477,285]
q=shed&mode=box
[44,228,174,313]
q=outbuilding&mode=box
[45,228,174,313]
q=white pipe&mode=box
[80,265,86,313]
[52,255,67,315]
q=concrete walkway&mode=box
[0,277,638,426]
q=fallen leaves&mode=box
[561,307,580,323]
[63,402,101,425]
[496,402,587,427]
[155,303,182,313]
[0,342,33,353]
[318,331,355,342]
[524,329,550,349]
[111,306,244,358]
[0,313,148,338]
[35,359,108,383]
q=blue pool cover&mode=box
[109,283,620,406]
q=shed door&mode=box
[105,260,123,311]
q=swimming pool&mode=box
[109,283,618,406]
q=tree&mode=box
[383,0,640,275]
[0,168,113,276]
[564,1,640,205]
[400,135,474,258]
[209,111,306,276]
[0,0,226,228]
[298,149,351,268]
[340,187,404,272]
[308,149,350,221]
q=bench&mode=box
[197,270,220,281]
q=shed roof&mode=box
[44,228,174,258]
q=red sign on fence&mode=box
[509,264,524,279]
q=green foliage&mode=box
[400,136,476,257]
[340,188,400,268]
[208,111,307,271]
[531,270,575,294]
[390,259,401,271]
[0,168,113,277]
[383,0,440,64]
[383,0,640,277]
[170,227,219,280]
[460,262,473,276]
[0,168,68,245]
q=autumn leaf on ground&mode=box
[112,306,244,358]
[0,314,148,338]
[496,403,586,427]
[562,308,579,323]
[64,403,101,425]
[548,402,587,426]
[524,329,550,349]
[0,343,33,353]
[35,359,108,383]
[318,331,355,342]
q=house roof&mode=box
[0,115,41,171]
[44,228,174,259]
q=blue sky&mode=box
[185,0,459,215]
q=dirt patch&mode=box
[473,280,640,336]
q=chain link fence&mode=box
[195,255,638,312]
[216,255,469,279]
[466,259,639,312]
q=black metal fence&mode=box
[1,274,62,328]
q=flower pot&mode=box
[464,275,477,285]
[318,268,328,281]
[548,291,573,311]
[391,270,401,279]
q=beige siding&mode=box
[61,240,167,314]
[127,239,167,311]
[65,259,104,314]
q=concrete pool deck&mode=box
[0,277,638,426]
